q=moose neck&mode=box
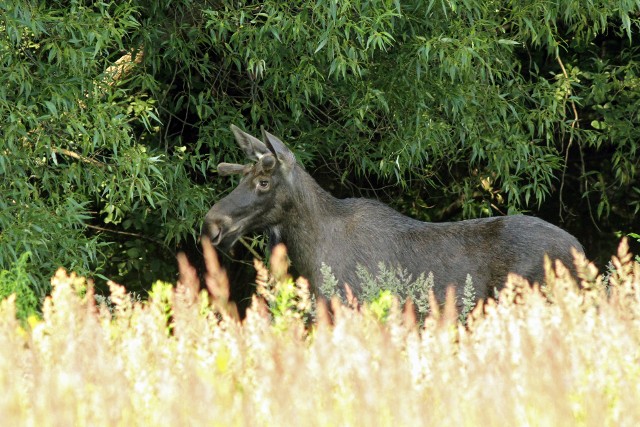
[269,165,339,279]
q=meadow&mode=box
[1,240,639,426]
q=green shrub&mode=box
[367,289,395,323]
[321,262,436,321]
[2,0,639,313]
[94,290,144,315]
[459,274,476,324]
[0,252,39,320]
[255,244,314,330]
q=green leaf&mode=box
[314,37,328,53]
[44,101,57,116]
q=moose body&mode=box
[203,125,584,303]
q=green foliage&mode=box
[0,252,39,320]
[319,262,340,298]
[255,246,314,330]
[459,274,476,324]
[1,0,639,304]
[629,233,640,263]
[148,280,174,332]
[0,1,210,294]
[264,276,311,331]
[322,262,478,323]
[356,263,435,317]
[321,262,435,321]
[94,290,144,315]
[367,289,395,323]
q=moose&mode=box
[202,125,584,304]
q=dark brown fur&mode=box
[203,126,584,303]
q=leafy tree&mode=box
[1,0,639,304]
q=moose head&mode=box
[202,125,298,250]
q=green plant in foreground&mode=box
[629,233,640,263]
[321,262,436,321]
[367,289,395,323]
[255,244,314,330]
[459,274,476,324]
[0,252,39,320]
[94,290,144,315]
[319,262,340,300]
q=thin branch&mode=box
[557,54,580,221]
[102,48,144,86]
[36,48,144,168]
[556,56,580,127]
[51,147,105,168]
[239,236,264,261]
[578,143,601,232]
[85,224,175,256]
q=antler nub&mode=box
[217,163,249,176]
[257,153,276,173]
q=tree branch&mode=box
[103,48,144,86]
[51,147,105,168]
[557,54,580,221]
[85,224,175,256]
[239,236,264,261]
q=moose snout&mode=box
[200,218,222,245]
[202,211,233,247]
[202,221,222,243]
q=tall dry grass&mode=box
[1,240,639,426]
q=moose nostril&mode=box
[203,221,223,245]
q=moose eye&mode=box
[257,179,270,190]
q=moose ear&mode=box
[230,125,271,161]
[260,127,296,167]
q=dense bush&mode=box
[1,0,639,302]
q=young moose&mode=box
[203,125,584,304]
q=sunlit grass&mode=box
[1,240,639,426]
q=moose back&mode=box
[203,125,584,303]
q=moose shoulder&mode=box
[203,125,584,304]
